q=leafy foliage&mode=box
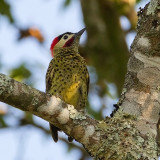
[63,0,71,7]
[18,28,44,43]
[9,63,31,82]
[0,0,14,23]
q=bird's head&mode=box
[50,28,86,57]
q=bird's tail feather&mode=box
[49,123,60,142]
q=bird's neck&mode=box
[53,47,78,57]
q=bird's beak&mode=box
[75,28,86,37]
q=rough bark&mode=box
[0,72,157,159]
[0,0,160,159]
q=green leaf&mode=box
[67,143,74,152]
[136,0,142,4]
[64,0,71,7]
[0,0,14,23]
[87,101,103,120]
[0,115,7,128]
[9,63,31,82]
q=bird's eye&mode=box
[63,35,68,40]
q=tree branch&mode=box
[0,73,100,157]
[0,71,158,159]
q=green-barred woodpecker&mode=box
[46,28,89,142]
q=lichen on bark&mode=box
[94,110,158,159]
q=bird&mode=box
[46,28,89,142]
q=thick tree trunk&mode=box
[0,0,160,159]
